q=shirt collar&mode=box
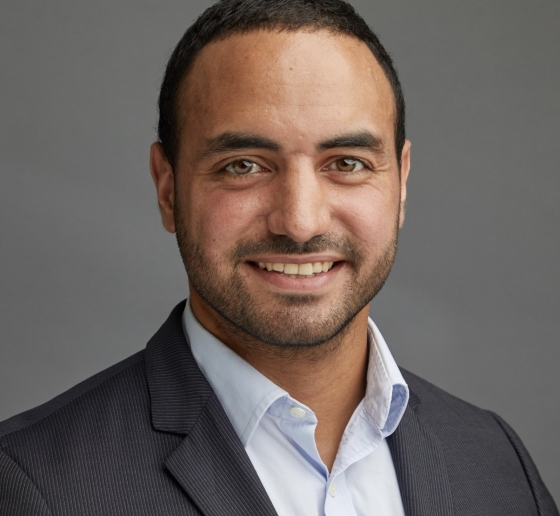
[183,300,408,447]
[183,301,286,446]
[364,318,409,436]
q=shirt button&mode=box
[289,407,306,419]
[329,483,337,497]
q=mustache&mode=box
[230,234,363,265]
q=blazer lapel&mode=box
[387,391,455,516]
[145,301,277,516]
[165,393,278,516]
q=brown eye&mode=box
[327,158,365,172]
[225,159,260,175]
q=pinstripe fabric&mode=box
[391,371,559,516]
[386,392,455,516]
[166,394,277,516]
[0,300,557,515]
[490,412,559,515]
[145,305,213,434]
[0,451,51,516]
[144,304,276,515]
[0,302,276,516]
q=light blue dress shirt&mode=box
[183,301,409,516]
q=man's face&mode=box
[152,29,410,348]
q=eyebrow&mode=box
[200,129,384,159]
[317,131,385,153]
[202,132,282,158]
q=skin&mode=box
[151,29,411,471]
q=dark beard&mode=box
[174,205,398,350]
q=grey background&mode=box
[1,0,558,503]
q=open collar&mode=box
[145,301,453,516]
[184,299,409,446]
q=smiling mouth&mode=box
[251,261,336,279]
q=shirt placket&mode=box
[326,472,360,516]
[268,398,363,516]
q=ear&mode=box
[150,142,176,233]
[398,139,411,228]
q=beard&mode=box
[175,205,399,350]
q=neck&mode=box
[190,291,370,471]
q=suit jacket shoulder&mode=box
[0,350,145,440]
[0,350,186,516]
[0,302,276,516]
[389,368,559,516]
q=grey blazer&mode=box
[0,301,557,515]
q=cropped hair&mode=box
[157,0,406,169]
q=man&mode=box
[0,0,557,514]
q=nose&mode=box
[266,163,331,243]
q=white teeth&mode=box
[284,264,299,275]
[259,261,335,276]
[298,263,313,275]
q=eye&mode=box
[326,158,366,172]
[224,159,263,175]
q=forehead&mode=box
[179,29,395,152]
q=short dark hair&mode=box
[157,0,406,169]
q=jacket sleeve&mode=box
[489,411,559,516]
[0,449,51,516]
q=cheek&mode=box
[185,185,267,253]
[333,186,400,244]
